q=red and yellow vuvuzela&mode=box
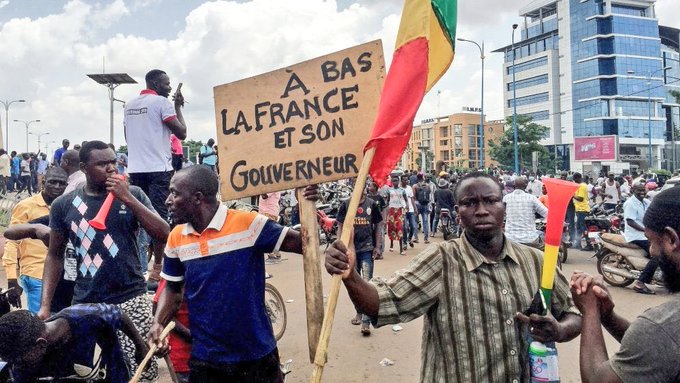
[364,0,457,185]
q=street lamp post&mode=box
[457,38,485,169]
[0,99,26,150]
[29,131,50,154]
[511,24,519,174]
[644,66,671,170]
[14,119,41,153]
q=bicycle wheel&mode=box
[265,283,288,341]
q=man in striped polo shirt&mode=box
[325,172,582,382]
[150,165,317,382]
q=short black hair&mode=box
[145,69,167,84]
[79,140,110,163]
[0,310,45,361]
[45,166,68,180]
[643,186,680,234]
[454,171,503,202]
[177,165,219,199]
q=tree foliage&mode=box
[488,115,557,173]
[415,148,434,172]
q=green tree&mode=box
[488,115,556,173]
[415,148,434,172]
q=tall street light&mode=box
[511,24,519,174]
[457,37,485,168]
[0,99,26,150]
[642,66,671,170]
[86,73,137,146]
[29,131,50,154]
[14,119,41,153]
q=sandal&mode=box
[400,251,406,255]
[351,315,362,325]
[361,324,371,336]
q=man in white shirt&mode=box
[60,150,86,194]
[124,69,187,285]
[503,177,548,246]
[526,176,543,197]
[0,149,10,195]
[622,183,657,294]
[400,174,417,247]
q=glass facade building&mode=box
[496,0,680,172]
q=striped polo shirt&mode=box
[372,234,579,383]
[162,204,288,364]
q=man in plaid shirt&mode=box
[503,177,547,247]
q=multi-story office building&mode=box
[401,112,504,172]
[495,0,680,173]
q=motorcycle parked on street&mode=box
[438,208,461,240]
[595,233,663,287]
[535,219,570,264]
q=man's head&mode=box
[632,183,646,201]
[21,153,29,160]
[608,172,615,181]
[390,175,399,186]
[10,151,16,157]
[166,165,219,225]
[573,172,583,183]
[424,174,431,183]
[560,171,568,180]
[40,153,46,160]
[368,181,378,195]
[42,167,68,202]
[60,150,81,176]
[417,173,424,183]
[80,140,117,186]
[643,187,680,292]
[0,310,47,368]
[62,139,69,149]
[514,176,528,190]
[207,138,215,147]
[145,69,171,98]
[400,174,408,187]
[0,149,5,156]
[454,172,504,241]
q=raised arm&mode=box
[106,176,169,243]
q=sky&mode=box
[0,0,678,155]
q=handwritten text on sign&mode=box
[213,40,385,200]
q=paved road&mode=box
[1,234,672,382]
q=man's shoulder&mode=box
[638,298,680,331]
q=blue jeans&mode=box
[417,204,430,239]
[137,228,150,274]
[19,275,42,314]
[355,251,374,324]
[573,212,587,247]
[402,212,417,244]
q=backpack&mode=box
[415,183,431,205]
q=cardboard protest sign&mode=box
[213,40,385,200]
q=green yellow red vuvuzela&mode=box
[364,0,457,185]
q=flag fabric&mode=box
[364,0,457,185]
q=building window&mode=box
[507,74,549,91]
[524,110,550,121]
[440,139,448,146]
[506,57,548,74]
[508,92,550,108]
[440,126,449,137]
[454,124,462,135]
[441,150,450,161]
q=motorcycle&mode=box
[581,208,622,251]
[535,219,570,264]
[438,208,461,240]
[316,206,338,244]
[264,273,287,341]
[595,233,663,287]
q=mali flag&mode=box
[364,0,457,185]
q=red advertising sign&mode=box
[574,135,617,161]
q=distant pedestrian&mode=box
[199,139,217,172]
[0,149,10,195]
[386,175,407,255]
[171,134,183,172]
[15,154,33,196]
[36,154,49,192]
[53,139,70,166]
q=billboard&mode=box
[574,135,617,161]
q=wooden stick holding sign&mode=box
[297,188,324,363]
[309,147,375,383]
[129,321,175,383]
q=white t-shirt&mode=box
[403,185,415,212]
[0,154,9,177]
[387,187,407,209]
[123,90,176,173]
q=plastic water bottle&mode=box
[529,341,560,382]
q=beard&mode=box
[658,251,680,293]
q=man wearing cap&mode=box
[526,176,543,197]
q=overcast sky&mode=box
[0,0,678,153]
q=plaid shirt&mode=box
[503,190,548,244]
[371,234,578,383]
